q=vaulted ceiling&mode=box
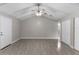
[0,3,79,21]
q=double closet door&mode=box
[0,15,12,49]
[61,17,79,51]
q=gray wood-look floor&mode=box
[0,39,79,55]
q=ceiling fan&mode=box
[32,3,46,16]
[31,3,53,17]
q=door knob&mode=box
[0,32,3,36]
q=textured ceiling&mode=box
[0,3,79,21]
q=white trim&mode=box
[61,40,73,49]
[11,38,20,44]
[20,37,58,39]
[74,47,79,51]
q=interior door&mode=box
[0,15,12,49]
[74,17,79,50]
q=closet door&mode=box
[61,19,74,48]
[75,17,79,51]
[62,20,71,46]
[0,15,12,49]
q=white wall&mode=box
[20,16,58,39]
[62,19,71,46]
[75,17,79,51]
[12,18,20,43]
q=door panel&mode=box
[0,16,12,49]
[62,20,71,46]
[75,17,79,51]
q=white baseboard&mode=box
[61,40,73,49]
[11,38,20,44]
[0,39,20,49]
[74,47,79,51]
[20,37,58,39]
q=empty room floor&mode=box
[0,39,79,55]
